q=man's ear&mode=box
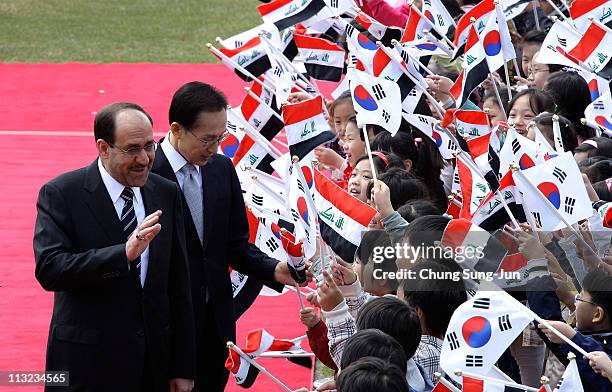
[592,305,606,324]
[170,122,183,137]
[404,159,413,171]
[96,139,110,158]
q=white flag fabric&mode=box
[403,113,459,159]
[553,358,584,392]
[440,290,533,383]
[514,152,593,230]
[348,68,402,135]
[286,159,318,258]
[534,20,581,68]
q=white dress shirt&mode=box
[161,134,201,189]
[98,158,148,287]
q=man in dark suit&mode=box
[152,82,302,392]
[34,103,196,392]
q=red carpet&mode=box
[0,63,321,392]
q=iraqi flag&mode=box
[349,68,402,135]
[514,151,593,230]
[453,0,495,55]
[471,170,524,231]
[258,0,333,32]
[232,134,277,175]
[282,95,335,161]
[241,79,285,142]
[467,131,493,175]
[294,34,345,82]
[313,168,378,262]
[432,378,461,392]
[569,0,612,33]
[450,25,490,108]
[498,128,540,175]
[567,21,612,80]
[441,218,507,273]
[219,24,267,49]
[403,113,459,159]
[455,110,491,139]
[585,90,612,134]
[457,154,491,219]
[351,11,403,45]
[216,34,298,81]
[440,289,533,383]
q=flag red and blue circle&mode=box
[537,181,561,209]
[357,33,377,50]
[301,166,313,189]
[424,10,435,23]
[595,115,612,130]
[220,134,240,158]
[271,223,282,239]
[416,42,437,51]
[461,316,492,348]
[518,153,535,170]
[353,85,379,111]
[588,80,600,101]
[543,152,557,161]
[483,30,502,57]
[297,197,310,225]
[431,126,443,147]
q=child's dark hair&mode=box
[340,329,408,372]
[376,168,429,209]
[483,87,510,114]
[593,179,612,202]
[532,112,578,152]
[336,357,409,392]
[355,297,422,359]
[353,153,404,175]
[582,270,612,327]
[403,215,452,249]
[508,88,555,116]
[574,137,612,160]
[520,30,547,46]
[402,261,468,337]
[397,199,442,223]
[579,157,612,183]
[330,90,353,117]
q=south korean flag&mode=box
[440,289,533,383]
[348,68,402,135]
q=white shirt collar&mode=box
[161,132,200,174]
[97,158,142,205]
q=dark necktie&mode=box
[120,187,141,280]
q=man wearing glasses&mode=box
[34,103,196,391]
[152,82,302,392]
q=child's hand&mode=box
[317,270,345,312]
[371,180,394,219]
[331,256,357,286]
[586,351,612,381]
[299,306,320,329]
[306,291,320,308]
[537,320,576,343]
[316,379,336,391]
[314,147,344,170]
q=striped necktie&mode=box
[120,187,140,279]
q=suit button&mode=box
[136,329,144,337]
[202,257,208,263]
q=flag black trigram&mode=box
[400,48,410,64]
[297,179,306,193]
[446,331,460,350]
[424,0,432,5]
[594,102,605,110]
[473,298,490,309]
[533,211,542,227]
[557,37,567,46]
[467,288,477,297]
[266,238,279,253]
[330,0,338,7]
[252,194,264,206]
[447,140,457,151]
[437,14,445,26]
[556,376,564,389]
[372,84,386,100]
[345,24,356,37]
[512,138,520,154]
[417,115,429,124]
[453,171,460,185]
[291,208,300,222]
[564,197,576,214]
[553,167,567,183]
[235,40,243,48]
[382,109,391,123]
[227,121,237,131]
[408,88,418,97]
[466,355,484,367]
[273,66,283,77]
[498,314,512,332]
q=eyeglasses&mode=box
[575,293,599,306]
[108,141,157,156]
[187,130,229,147]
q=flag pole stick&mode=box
[375,44,446,117]
[502,62,513,100]
[544,0,570,22]
[407,1,457,49]
[207,43,277,94]
[361,126,378,182]
[511,58,522,82]
[512,168,603,264]
[454,370,540,392]
[488,73,508,122]
[423,31,455,57]
[285,284,315,296]
[532,0,541,30]
[230,106,283,157]
[250,167,286,186]
[294,282,305,310]
[227,342,293,392]
[244,87,285,123]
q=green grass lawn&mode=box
[0,0,263,63]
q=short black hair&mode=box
[403,215,451,249]
[533,112,578,152]
[520,30,547,46]
[508,88,555,117]
[356,297,422,359]
[337,357,409,392]
[94,102,152,144]
[575,137,612,159]
[403,261,467,337]
[377,168,429,209]
[397,200,441,223]
[582,270,612,328]
[354,152,404,175]
[168,81,228,129]
[544,71,594,140]
[340,329,407,372]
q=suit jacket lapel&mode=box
[201,156,217,251]
[140,179,160,289]
[83,160,125,245]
